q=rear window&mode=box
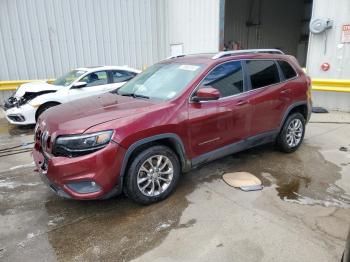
[245,60,280,89]
[278,60,297,80]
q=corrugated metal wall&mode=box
[224,0,305,59]
[166,0,220,54]
[0,0,168,81]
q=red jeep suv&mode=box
[33,49,312,204]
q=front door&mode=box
[188,60,252,158]
[67,71,109,102]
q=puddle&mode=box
[44,175,197,261]
[1,129,349,260]
[221,144,350,208]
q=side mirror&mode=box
[192,86,220,102]
[71,81,87,89]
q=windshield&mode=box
[52,70,87,86]
[116,63,204,100]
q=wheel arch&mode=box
[118,133,190,189]
[279,101,308,131]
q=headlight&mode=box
[53,130,113,157]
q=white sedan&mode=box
[4,66,140,125]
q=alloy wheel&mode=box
[286,119,303,147]
[137,155,174,197]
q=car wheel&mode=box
[125,145,180,205]
[276,112,305,153]
[35,102,60,121]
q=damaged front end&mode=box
[4,90,56,110]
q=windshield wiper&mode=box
[120,92,150,99]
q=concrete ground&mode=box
[0,111,350,262]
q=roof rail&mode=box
[212,49,284,59]
[164,54,186,60]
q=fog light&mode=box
[66,181,101,194]
[8,114,25,122]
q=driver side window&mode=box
[80,71,108,87]
[200,61,244,98]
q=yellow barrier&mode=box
[311,79,350,93]
[0,79,54,91]
[0,78,349,92]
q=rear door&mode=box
[244,59,286,136]
[105,70,137,91]
[188,60,253,157]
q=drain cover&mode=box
[223,172,263,191]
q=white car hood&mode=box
[15,81,61,98]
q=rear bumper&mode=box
[33,141,126,200]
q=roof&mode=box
[75,65,141,73]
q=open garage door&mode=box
[223,0,312,66]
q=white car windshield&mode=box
[52,70,87,86]
[117,63,204,100]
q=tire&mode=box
[124,145,180,205]
[276,112,306,153]
[35,102,59,121]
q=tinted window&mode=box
[246,60,280,89]
[278,60,297,80]
[80,71,108,87]
[111,70,136,83]
[201,61,244,97]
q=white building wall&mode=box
[165,0,220,55]
[307,0,350,79]
[307,0,350,112]
[0,0,168,81]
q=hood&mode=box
[39,92,157,135]
[15,81,61,98]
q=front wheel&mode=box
[276,112,306,153]
[35,102,60,121]
[124,145,180,205]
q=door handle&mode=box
[236,100,248,106]
[280,89,291,94]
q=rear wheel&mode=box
[276,112,305,153]
[124,145,180,205]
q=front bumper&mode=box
[5,104,36,125]
[33,141,126,200]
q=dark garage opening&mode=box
[223,0,313,66]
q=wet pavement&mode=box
[0,114,350,261]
